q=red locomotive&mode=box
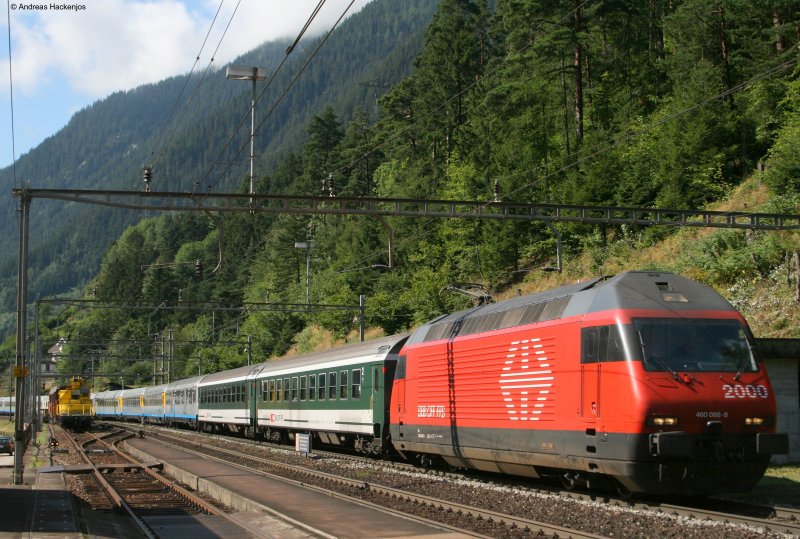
[390,271,788,496]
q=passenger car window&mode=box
[340,370,348,399]
[328,372,337,400]
[318,373,326,400]
[351,369,361,399]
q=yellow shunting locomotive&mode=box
[48,377,93,429]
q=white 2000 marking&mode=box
[722,384,769,399]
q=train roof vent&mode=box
[519,302,546,325]
[498,306,526,330]
[655,281,688,302]
[540,296,570,321]
[424,321,456,342]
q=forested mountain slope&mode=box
[0,0,440,333]
[3,0,799,386]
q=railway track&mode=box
[117,422,799,538]
[123,425,605,539]
[52,425,265,538]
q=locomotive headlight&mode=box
[744,416,773,427]
[646,415,679,427]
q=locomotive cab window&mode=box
[634,318,758,374]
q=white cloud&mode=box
[2,0,372,98]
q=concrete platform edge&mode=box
[122,441,335,539]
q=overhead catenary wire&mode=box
[144,0,233,177]
[193,0,349,197]
[153,1,342,295]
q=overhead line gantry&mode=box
[10,187,800,484]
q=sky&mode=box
[0,0,373,169]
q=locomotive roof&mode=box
[408,271,737,344]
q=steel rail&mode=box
[139,423,800,538]
[136,426,607,539]
[558,490,800,536]
[87,430,226,516]
[60,430,158,539]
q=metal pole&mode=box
[546,222,563,273]
[249,73,256,203]
[14,194,30,484]
[33,302,41,432]
[359,295,365,342]
[168,329,173,384]
[247,335,252,366]
[375,216,394,269]
[305,248,310,308]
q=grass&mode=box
[722,464,800,507]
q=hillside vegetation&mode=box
[2,0,799,386]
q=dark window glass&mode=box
[329,372,337,400]
[634,318,758,374]
[352,369,361,399]
[340,370,348,399]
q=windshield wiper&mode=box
[637,330,679,380]
[734,341,756,381]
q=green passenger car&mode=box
[254,334,408,454]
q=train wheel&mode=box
[560,472,578,490]
[615,481,633,499]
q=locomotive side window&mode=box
[581,325,626,363]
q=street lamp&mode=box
[225,66,267,203]
[294,241,313,307]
